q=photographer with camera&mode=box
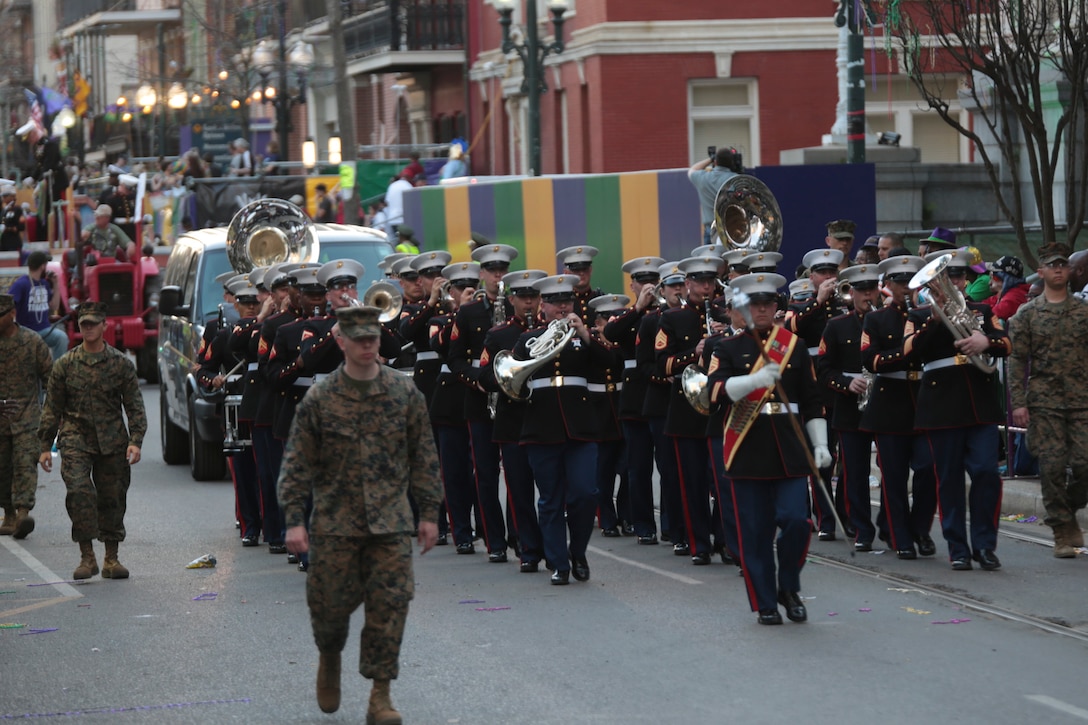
[688,146,744,245]
[9,251,68,360]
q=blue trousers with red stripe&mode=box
[875,432,938,552]
[730,476,811,612]
[648,417,683,543]
[622,419,658,537]
[838,429,876,545]
[501,441,542,564]
[526,441,598,573]
[926,425,1002,561]
[436,423,474,547]
[468,419,507,555]
[672,436,713,557]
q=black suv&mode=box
[157,225,393,480]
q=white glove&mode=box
[724,362,781,402]
[806,418,832,469]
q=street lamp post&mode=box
[497,0,567,176]
[252,3,314,167]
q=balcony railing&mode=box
[59,0,136,29]
[343,0,465,59]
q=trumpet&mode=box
[834,278,853,308]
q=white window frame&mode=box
[688,78,760,166]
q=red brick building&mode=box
[463,0,959,176]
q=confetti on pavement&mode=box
[0,623,27,629]
[475,607,511,612]
[459,599,486,604]
[858,608,872,612]
[902,607,932,615]
[192,592,218,601]
[932,618,971,624]
[19,627,58,635]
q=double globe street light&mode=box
[251,35,315,168]
[495,0,568,176]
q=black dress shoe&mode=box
[673,542,690,556]
[268,543,287,555]
[777,591,807,623]
[287,553,299,564]
[621,522,636,536]
[916,534,937,557]
[298,561,309,572]
[691,552,711,566]
[571,557,590,582]
[520,560,539,573]
[714,544,736,566]
[843,526,858,539]
[854,541,873,552]
[757,609,783,625]
[550,570,570,585]
[488,550,508,563]
[637,534,659,545]
[973,549,1001,571]
[896,548,918,560]
[456,542,475,555]
[601,527,621,538]
[951,557,973,571]
[817,531,836,542]
[241,535,259,547]
[436,534,448,546]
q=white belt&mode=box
[471,359,481,368]
[924,355,970,372]
[247,362,259,371]
[440,364,452,374]
[624,359,637,369]
[416,351,439,361]
[587,382,623,393]
[843,372,864,379]
[527,375,588,390]
[295,377,315,387]
[877,370,921,381]
[807,346,820,356]
[760,402,799,415]
[226,374,241,383]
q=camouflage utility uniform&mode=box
[1008,295,1088,530]
[38,344,147,542]
[0,325,52,522]
[278,364,441,681]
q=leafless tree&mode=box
[882,0,1088,264]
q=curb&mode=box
[997,476,1088,530]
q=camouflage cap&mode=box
[0,294,14,314]
[826,219,857,240]
[1037,242,1073,266]
[77,301,110,323]
[335,305,383,340]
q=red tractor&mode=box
[53,245,162,383]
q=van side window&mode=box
[182,250,199,308]
[164,244,193,288]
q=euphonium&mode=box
[908,254,996,373]
[225,198,319,272]
[492,318,576,401]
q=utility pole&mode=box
[327,0,358,222]
[837,0,874,164]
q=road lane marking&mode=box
[0,596,73,619]
[0,538,84,598]
[1026,695,1088,721]
[587,545,704,585]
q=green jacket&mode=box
[38,343,146,454]
[278,364,441,536]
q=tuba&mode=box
[909,254,996,373]
[226,198,320,273]
[683,177,784,412]
[713,174,784,252]
[492,318,576,401]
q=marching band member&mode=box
[639,262,686,550]
[656,256,720,565]
[587,294,631,537]
[558,246,604,323]
[604,257,665,543]
[431,262,484,554]
[860,253,937,559]
[478,269,548,571]
[904,249,1011,570]
[700,286,739,565]
[449,244,519,562]
[786,248,850,540]
[387,256,421,372]
[512,275,613,585]
[708,273,826,625]
[401,251,454,403]
[816,264,884,551]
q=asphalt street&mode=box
[2,384,1088,724]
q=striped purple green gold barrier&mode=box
[402,170,703,294]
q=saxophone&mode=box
[487,282,506,419]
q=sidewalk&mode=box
[998,475,1088,530]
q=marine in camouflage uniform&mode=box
[38,301,147,580]
[0,294,53,538]
[1008,242,1088,557]
[278,304,441,720]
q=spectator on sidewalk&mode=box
[983,255,1031,321]
[9,251,67,360]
